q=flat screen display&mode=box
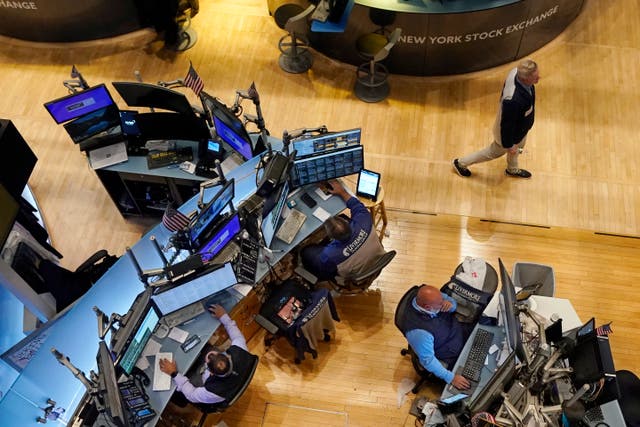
[119,110,141,136]
[198,214,242,261]
[63,105,122,143]
[190,178,235,247]
[0,184,19,249]
[290,145,364,188]
[213,114,253,160]
[356,169,381,200]
[116,304,160,375]
[261,181,289,248]
[44,84,115,124]
[293,128,361,158]
[151,262,238,315]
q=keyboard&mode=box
[461,328,495,382]
[235,237,259,284]
[153,352,173,391]
[276,209,307,244]
[161,301,205,328]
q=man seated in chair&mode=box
[158,304,251,404]
[398,285,472,390]
[300,179,385,281]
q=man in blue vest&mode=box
[300,179,385,281]
[399,285,471,390]
[159,304,253,404]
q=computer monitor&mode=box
[293,128,361,158]
[0,119,38,200]
[577,317,595,340]
[569,331,620,405]
[111,82,195,117]
[151,262,238,315]
[261,180,289,248]
[201,93,255,161]
[110,288,153,358]
[96,340,128,427]
[289,145,364,188]
[197,213,242,261]
[498,258,530,366]
[44,84,116,124]
[119,110,141,137]
[468,350,516,413]
[62,105,122,144]
[115,303,160,376]
[190,178,235,249]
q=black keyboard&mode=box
[461,328,495,382]
[235,237,259,284]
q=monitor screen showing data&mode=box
[117,305,160,375]
[290,145,364,188]
[151,262,238,315]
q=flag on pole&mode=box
[162,203,191,232]
[183,62,204,96]
[596,322,613,336]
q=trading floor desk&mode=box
[439,295,626,426]
[0,142,348,426]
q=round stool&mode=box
[356,33,388,59]
[354,61,390,103]
[357,185,388,240]
[273,3,304,29]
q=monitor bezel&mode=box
[196,213,243,260]
[62,104,122,144]
[97,341,128,426]
[111,81,195,117]
[356,168,381,201]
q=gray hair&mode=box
[517,59,538,79]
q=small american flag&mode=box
[183,62,204,96]
[162,203,191,232]
[596,322,613,337]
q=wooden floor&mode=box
[1,0,639,425]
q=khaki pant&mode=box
[458,137,527,172]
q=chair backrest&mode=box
[373,28,402,63]
[342,250,396,291]
[285,4,316,36]
[441,261,498,324]
[394,285,419,333]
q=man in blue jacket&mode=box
[453,59,539,179]
[301,179,385,281]
[399,285,471,390]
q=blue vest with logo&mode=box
[399,301,467,366]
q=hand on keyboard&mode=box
[451,374,471,390]
[207,303,227,318]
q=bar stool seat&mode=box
[355,33,387,59]
[273,3,304,29]
[357,185,388,241]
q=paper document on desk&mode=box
[313,207,331,222]
[168,327,189,344]
[314,187,331,201]
[142,338,162,358]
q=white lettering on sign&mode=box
[0,1,38,9]
[427,5,560,45]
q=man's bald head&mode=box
[416,285,444,311]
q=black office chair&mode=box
[395,285,441,393]
[332,249,397,294]
[255,280,339,364]
[10,242,118,312]
[616,369,640,427]
[190,353,259,427]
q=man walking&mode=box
[453,59,539,179]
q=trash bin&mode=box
[512,262,555,297]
